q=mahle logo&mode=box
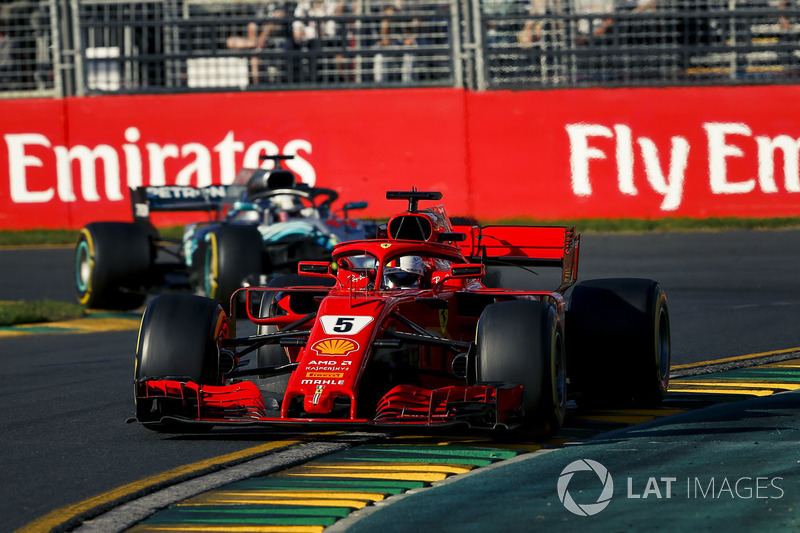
[557,459,614,516]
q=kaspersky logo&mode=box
[311,338,359,356]
[557,459,614,516]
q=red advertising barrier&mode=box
[2,85,800,229]
[466,86,800,220]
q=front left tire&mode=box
[476,299,566,435]
[134,294,228,430]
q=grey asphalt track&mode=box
[1,229,799,531]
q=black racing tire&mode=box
[135,294,228,431]
[476,300,566,434]
[203,224,264,310]
[74,222,151,310]
[256,274,336,370]
[567,278,670,407]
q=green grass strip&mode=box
[0,229,80,246]
[4,217,800,247]
[0,300,86,326]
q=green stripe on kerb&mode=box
[345,446,519,460]
[338,456,493,467]
[146,517,340,527]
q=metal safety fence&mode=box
[1,0,799,98]
[477,0,800,90]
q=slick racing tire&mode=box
[567,278,670,407]
[203,224,264,311]
[256,274,336,371]
[135,294,228,431]
[74,222,151,310]
[476,300,566,435]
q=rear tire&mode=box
[135,294,228,430]
[203,224,264,310]
[74,222,151,310]
[476,300,566,435]
[567,278,670,407]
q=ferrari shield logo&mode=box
[439,309,448,336]
[312,385,324,405]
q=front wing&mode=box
[134,380,524,431]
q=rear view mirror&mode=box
[344,201,368,211]
[449,264,485,279]
[298,261,335,277]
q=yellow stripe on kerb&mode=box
[179,498,371,508]
[671,381,800,390]
[182,490,386,503]
[15,440,300,533]
[668,388,774,397]
[672,348,800,370]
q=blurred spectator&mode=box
[776,0,798,67]
[573,0,656,45]
[516,0,547,47]
[400,17,428,81]
[226,4,292,84]
[373,6,402,82]
[0,25,12,90]
[293,0,347,82]
[777,0,796,35]
[573,0,614,45]
[372,4,433,83]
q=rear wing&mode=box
[130,185,237,223]
[452,224,580,292]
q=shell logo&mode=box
[311,338,359,356]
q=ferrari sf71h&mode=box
[133,190,670,435]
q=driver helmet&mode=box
[257,194,303,223]
[384,255,426,289]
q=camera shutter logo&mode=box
[557,459,614,516]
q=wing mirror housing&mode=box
[343,201,368,211]
[449,263,485,279]
[298,261,335,278]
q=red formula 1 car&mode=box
[133,190,670,435]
